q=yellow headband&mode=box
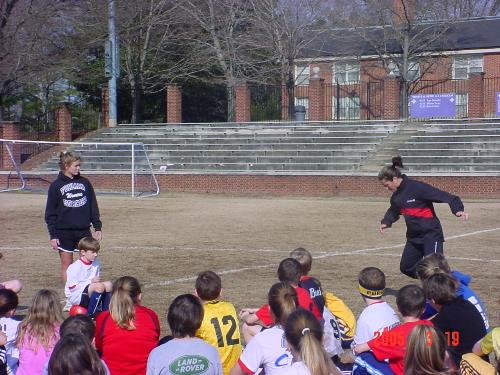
[358,284,384,298]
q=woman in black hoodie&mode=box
[45,152,102,284]
[378,156,468,278]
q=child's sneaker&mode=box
[62,300,72,312]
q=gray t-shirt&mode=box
[147,337,223,375]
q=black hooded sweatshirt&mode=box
[45,172,102,239]
[381,175,464,243]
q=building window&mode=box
[295,66,310,85]
[332,95,360,119]
[333,62,360,84]
[455,93,468,117]
[391,61,420,82]
[295,97,309,119]
[452,55,483,79]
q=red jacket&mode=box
[95,305,160,375]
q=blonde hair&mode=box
[416,254,451,281]
[285,309,340,375]
[289,247,312,275]
[16,289,63,351]
[58,152,80,171]
[268,282,298,326]
[404,324,456,375]
[109,276,141,330]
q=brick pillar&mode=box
[234,83,251,122]
[468,72,485,118]
[309,77,325,121]
[55,102,72,142]
[1,121,21,169]
[165,85,182,123]
[384,77,401,119]
[101,85,109,127]
[281,86,290,120]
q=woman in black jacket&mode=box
[45,152,102,284]
[378,156,468,278]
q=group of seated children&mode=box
[1,246,498,375]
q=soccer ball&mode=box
[69,305,88,316]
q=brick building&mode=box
[293,17,500,120]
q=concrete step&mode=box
[399,149,500,157]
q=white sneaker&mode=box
[63,300,72,312]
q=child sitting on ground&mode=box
[352,267,400,347]
[0,289,20,374]
[147,294,223,375]
[289,247,356,349]
[195,271,242,375]
[15,289,64,375]
[423,273,487,368]
[353,284,433,375]
[65,236,112,316]
[416,253,489,329]
[239,258,321,343]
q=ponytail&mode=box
[268,282,298,326]
[109,276,141,330]
[378,156,404,181]
[285,309,340,375]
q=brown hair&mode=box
[0,289,18,317]
[277,258,302,284]
[268,282,298,326]
[48,334,107,375]
[358,267,386,299]
[378,156,404,181]
[423,273,457,305]
[167,294,204,338]
[195,271,222,301]
[109,276,142,330]
[285,309,341,375]
[416,254,451,281]
[404,324,456,375]
[289,247,313,275]
[77,236,100,253]
[16,289,63,351]
[396,284,426,318]
[58,152,80,171]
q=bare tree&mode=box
[248,0,331,119]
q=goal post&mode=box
[0,139,160,197]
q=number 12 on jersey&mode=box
[210,316,240,347]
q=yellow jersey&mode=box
[196,300,242,375]
[324,291,356,341]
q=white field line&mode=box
[355,252,500,263]
[143,227,500,288]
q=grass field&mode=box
[1,192,499,333]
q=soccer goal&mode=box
[0,139,160,197]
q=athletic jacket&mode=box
[381,175,464,243]
[45,172,101,239]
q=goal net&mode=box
[0,139,159,197]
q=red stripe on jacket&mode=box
[400,207,434,218]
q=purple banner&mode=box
[496,92,500,117]
[410,93,456,118]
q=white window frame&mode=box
[452,55,483,79]
[294,97,309,119]
[392,61,420,82]
[332,62,360,84]
[295,66,310,85]
[332,95,360,120]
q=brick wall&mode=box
[308,77,325,121]
[101,85,109,128]
[55,103,72,142]
[165,85,182,123]
[384,77,400,119]
[468,72,485,117]
[1,122,21,169]
[235,83,251,122]
[2,173,498,198]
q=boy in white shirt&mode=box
[352,267,400,346]
[65,237,112,317]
